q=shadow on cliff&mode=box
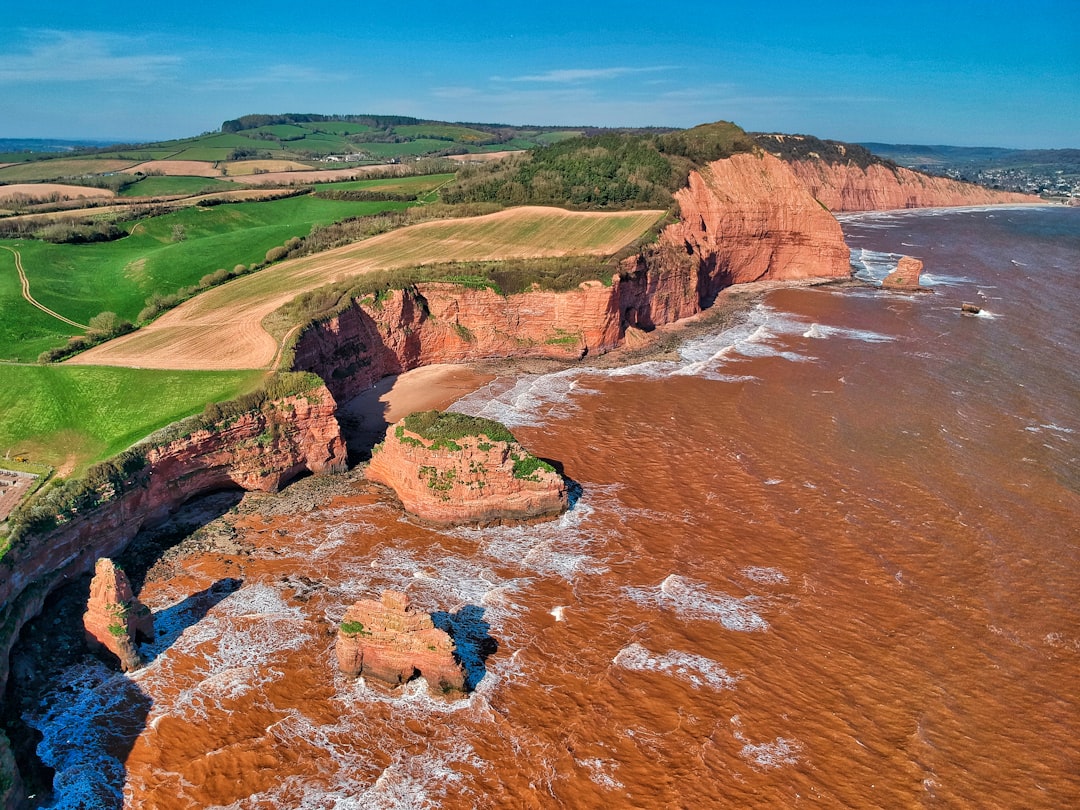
[431,605,498,691]
[143,577,243,664]
[541,458,584,510]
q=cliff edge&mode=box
[365,411,567,525]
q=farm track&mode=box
[69,206,664,371]
[0,245,88,329]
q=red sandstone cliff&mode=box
[787,160,1038,212]
[83,557,154,672]
[292,153,852,401]
[365,414,567,525]
[336,590,466,695]
[665,152,852,284]
[0,384,345,704]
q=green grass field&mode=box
[0,364,265,472]
[392,124,490,141]
[0,158,137,182]
[118,175,237,197]
[0,195,413,361]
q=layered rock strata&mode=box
[336,590,466,695]
[664,152,852,286]
[292,153,853,402]
[787,160,1038,212]
[83,558,154,672]
[882,256,927,290]
[365,411,567,525]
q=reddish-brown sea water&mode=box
[23,206,1080,807]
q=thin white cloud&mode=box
[195,64,352,92]
[0,30,181,84]
[496,66,676,83]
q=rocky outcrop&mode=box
[336,590,466,695]
[365,411,567,525]
[664,152,852,286]
[0,382,345,709]
[82,558,154,671]
[787,160,1038,212]
[882,256,926,290]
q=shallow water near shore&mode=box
[20,205,1080,807]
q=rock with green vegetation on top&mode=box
[365,410,567,524]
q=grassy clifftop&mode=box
[441,121,757,210]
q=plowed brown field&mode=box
[68,207,663,370]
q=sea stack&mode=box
[335,590,467,696]
[365,410,568,525]
[881,256,927,290]
[83,558,154,672]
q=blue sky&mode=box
[2,0,1077,147]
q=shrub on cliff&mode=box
[402,411,515,445]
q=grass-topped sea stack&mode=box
[365,410,567,525]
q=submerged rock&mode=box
[82,558,154,672]
[882,256,927,290]
[365,410,568,525]
[336,590,466,696]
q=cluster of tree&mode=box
[37,312,135,363]
[221,114,423,133]
[37,221,126,244]
[752,133,893,171]
[438,123,758,211]
[228,147,276,161]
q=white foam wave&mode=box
[738,737,803,770]
[578,757,624,790]
[550,606,567,621]
[802,323,895,343]
[613,643,740,690]
[741,566,788,585]
[920,272,974,287]
[848,247,904,283]
[624,574,768,631]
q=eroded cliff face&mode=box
[336,590,466,696]
[787,160,1038,212]
[0,385,345,703]
[365,417,567,525]
[665,152,853,286]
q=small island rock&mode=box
[83,558,154,672]
[336,590,466,695]
[365,410,568,525]
[882,255,926,290]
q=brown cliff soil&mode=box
[788,160,1039,212]
[336,590,466,695]
[882,256,927,290]
[365,411,567,525]
[82,558,154,672]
